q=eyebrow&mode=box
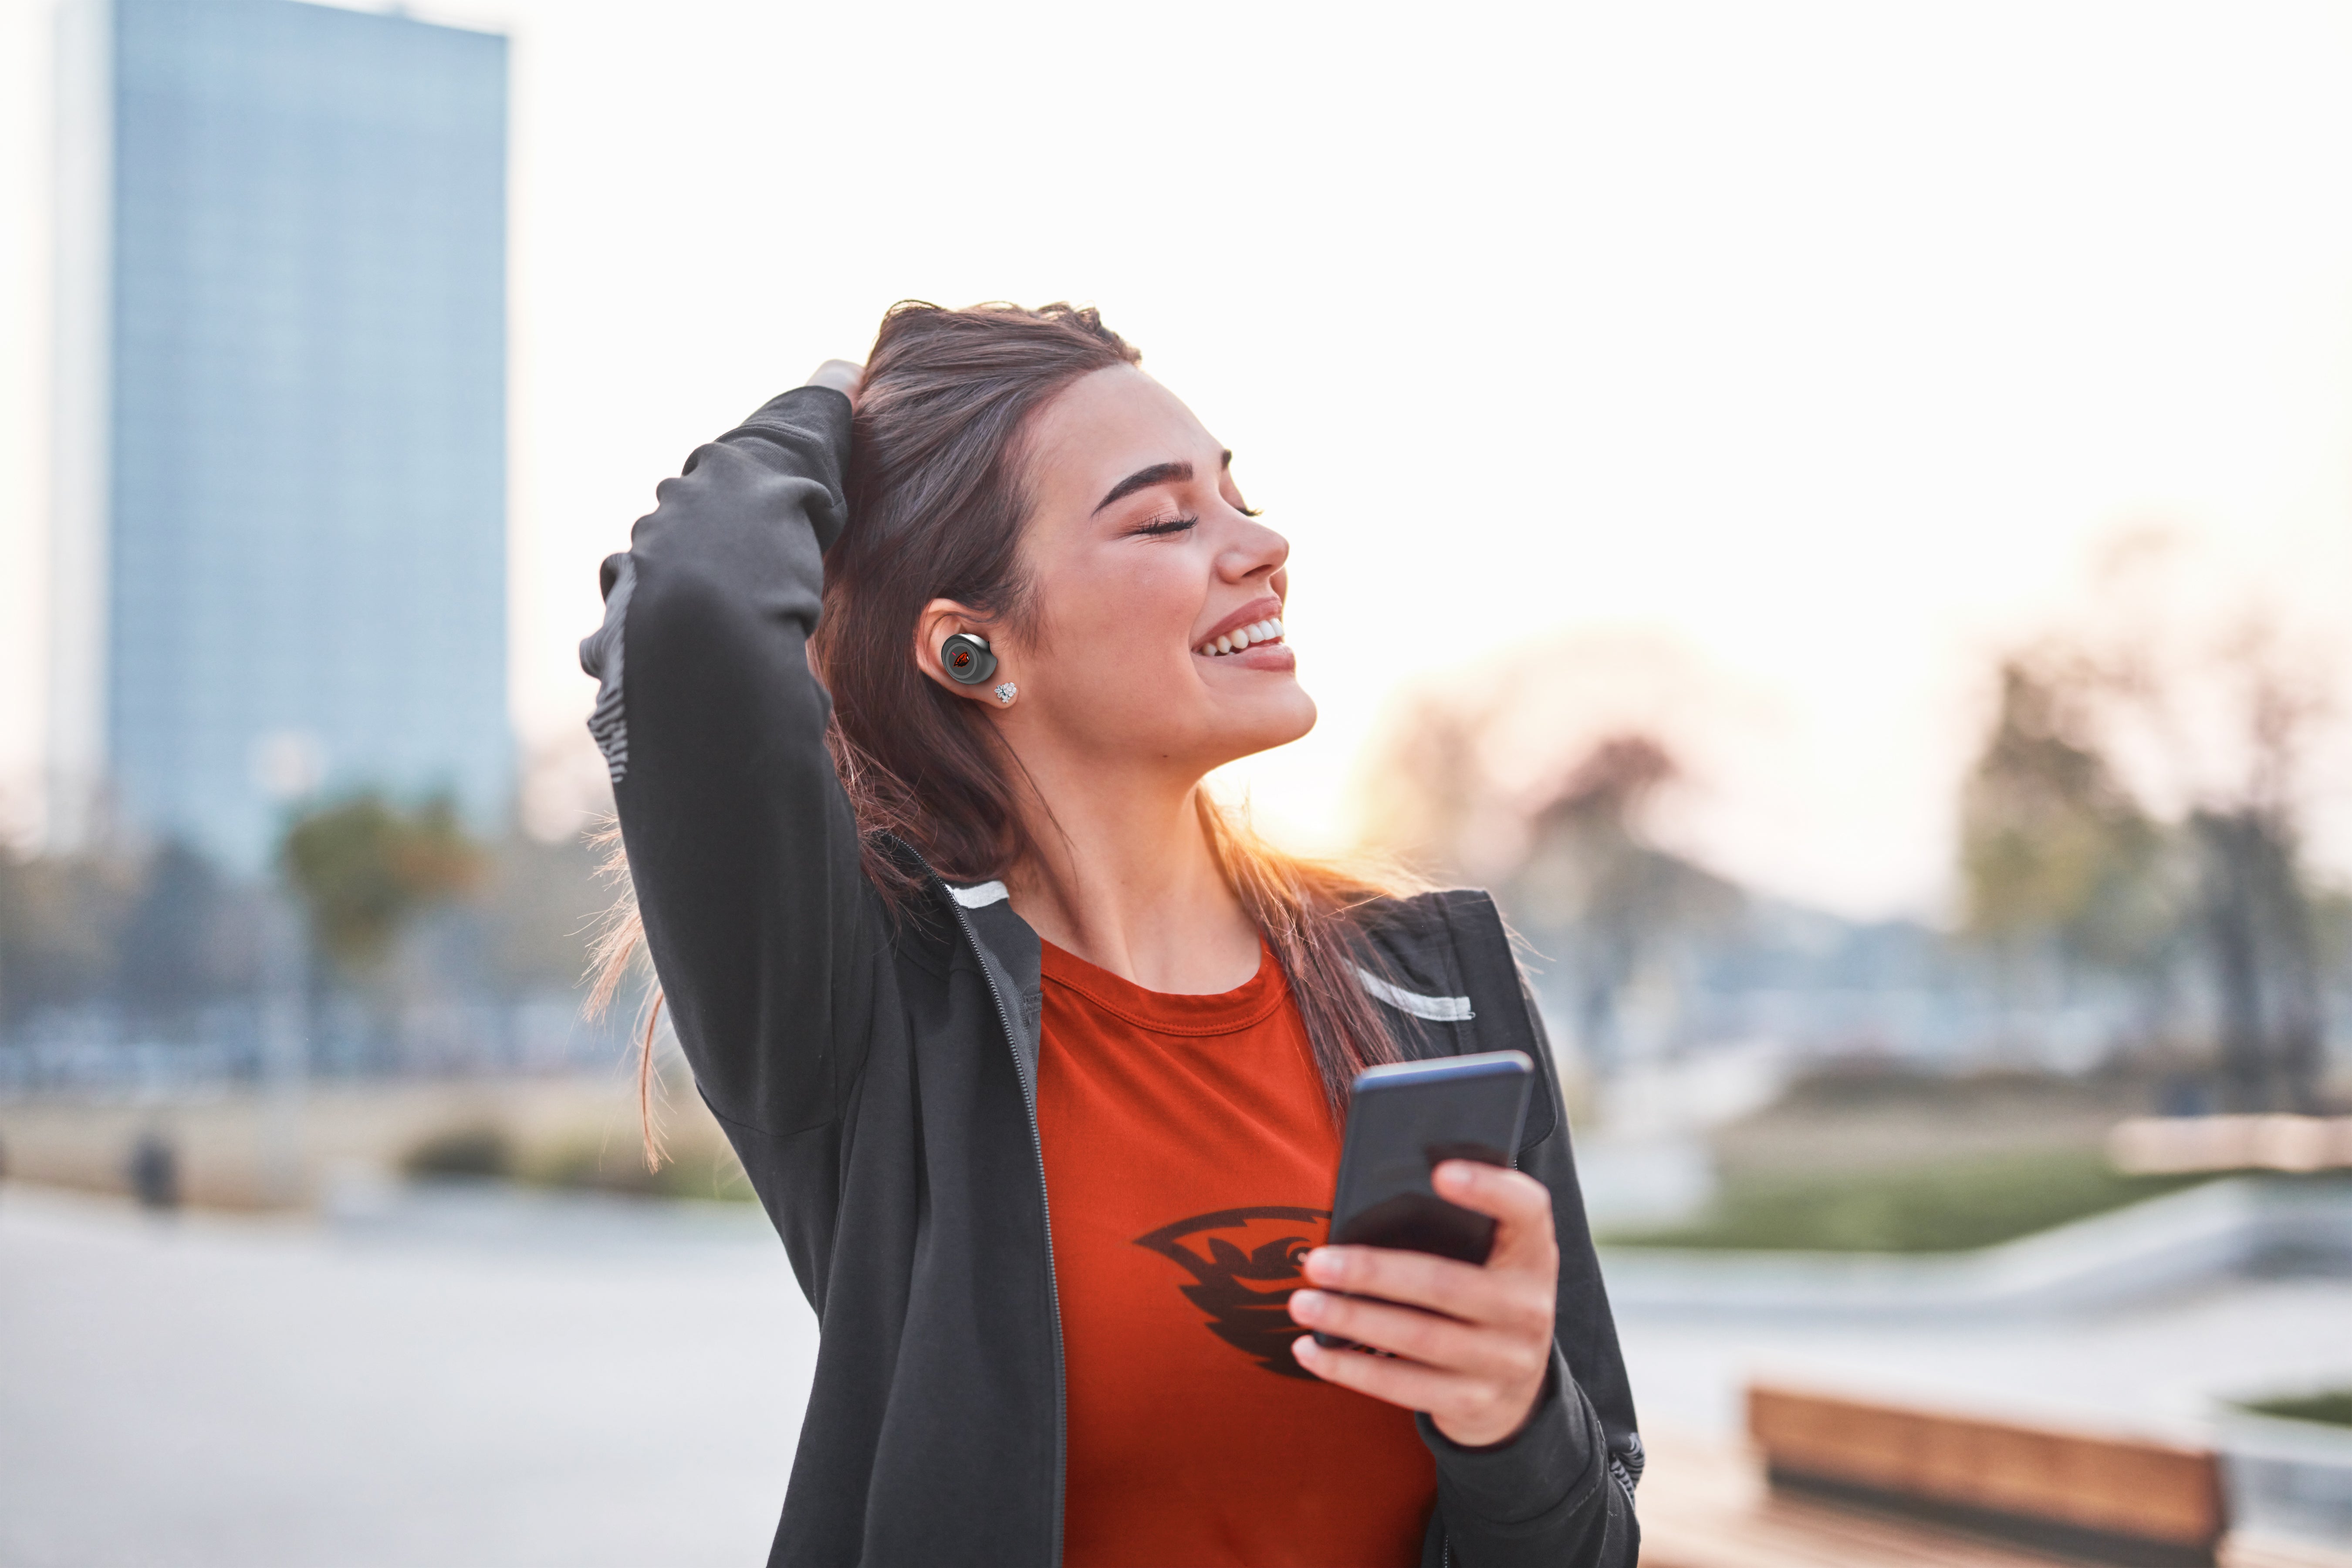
[1089,451,1236,516]
[1092,460,1191,516]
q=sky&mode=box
[3,0,2350,919]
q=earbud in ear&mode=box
[940,632,998,686]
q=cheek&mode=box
[1035,556,1201,679]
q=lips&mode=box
[1193,596,1287,659]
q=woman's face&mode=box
[971,363,1315,779]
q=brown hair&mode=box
[593,302,1412,1161]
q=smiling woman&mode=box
[580,301,1639,1567]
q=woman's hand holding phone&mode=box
[1286,1159,1559,1448]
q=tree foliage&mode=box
[1960,656,2174,972]
[280,795,485,980]
[1504,735,1742,1072]
[1958,602,2339,1111]
[0,850,138,1030]
[1357,676,1740,1073]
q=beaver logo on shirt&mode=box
[1133,1206,1330,1379]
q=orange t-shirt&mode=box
[1036,939,1437,1568]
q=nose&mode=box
[1218,513,1289,585]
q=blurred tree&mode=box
[2,802,606,1075]
[1960,656,2176,978]
[2176,646,2332,1111]
[113,841,262,1026]
[1504,736,1743,1073]
[1355,655,1747,1074]
[2190,807,2322,1110]
[0,848,138,1031]
[280,795,485,981]
[1353,686,1505,883]
[1963,592,2339,1109]
[475,832,605,994]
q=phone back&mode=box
[1328,1051,1534,1265]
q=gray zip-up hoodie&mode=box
[582,384,1642,1566]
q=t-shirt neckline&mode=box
[1038,939,1286,1037]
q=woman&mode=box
[582,302,1641,1567]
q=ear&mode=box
[914,599,1009,703]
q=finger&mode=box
[1303,1245,1530,1328]
[1295,1335,1546,1447]
[1287,1289,1529,1382]
[1430,1162,1550,1227]
[803,359,865,398]
[1291,1332,1466,1413]
[1432,1162,1558,1268]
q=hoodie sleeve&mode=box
[1418,897,1642,1568]
[580,385,885,1140]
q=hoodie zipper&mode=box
[938,880,1068,1568]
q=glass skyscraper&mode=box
[51,0,509,873]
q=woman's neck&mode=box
[1000,761,1261,996]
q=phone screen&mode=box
[1313,1050,1534,1349]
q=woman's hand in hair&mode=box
[804,358,865,406]
[1286,1162,1559,1448]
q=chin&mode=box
[1220,685,1318,759]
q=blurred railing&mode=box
[0,991,634,1098]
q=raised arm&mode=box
[580,377,882,1140]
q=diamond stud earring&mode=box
[993,682,1018,707]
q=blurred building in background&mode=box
[50,0,510,873]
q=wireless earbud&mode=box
[940,632,997,686]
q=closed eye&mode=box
[1129,513,1198,538]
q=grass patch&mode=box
[523,1134,757,1203]
[2241,1392,2352,1430]
[395,1123,758,1203]
[1601,1147,2210,1254]
[400,1124,513,1179]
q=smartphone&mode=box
[1312,1050,1535,1349]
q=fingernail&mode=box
[1436,1161,1474,1189]
[1289,1289,1325,1321]
[1292,1335,1318,1362]
[1304,1249,1340,1284]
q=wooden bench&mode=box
[1745,1384,2225,1565]
[1639,1422,2352,1568]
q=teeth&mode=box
[1196,616,1288,657]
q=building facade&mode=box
[52,0,509,872]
